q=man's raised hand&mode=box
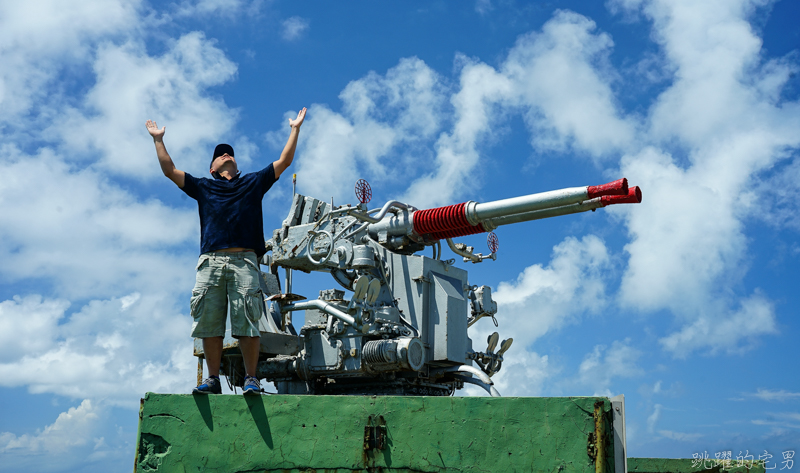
[289,107,307,129]
[146,120,166,140]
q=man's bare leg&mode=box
[202,336,224,377]
[239,336,261,377]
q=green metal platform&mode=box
[135,393,620,472]
[628,458,766,473]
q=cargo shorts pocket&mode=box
[190,287,209,321]
[243,288,265,323]
[195,255,210,271]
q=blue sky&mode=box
[1,0,799,471]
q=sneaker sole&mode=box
[242,387,260,395]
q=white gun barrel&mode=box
[369,178,639,241]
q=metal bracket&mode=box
[363,415,387,451]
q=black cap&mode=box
[211,143,234,169]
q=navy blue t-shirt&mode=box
[180,164,278,257]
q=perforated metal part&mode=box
[355,179,372,204]
[487,232,499,253]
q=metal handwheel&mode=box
[307,230,335,265]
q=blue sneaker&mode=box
[193,376,222,394]
[243,376,260,395]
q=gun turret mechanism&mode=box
[194,178,642,396]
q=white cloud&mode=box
[485,235,611,346]
[463,235,608,397]
[0,400,100,453]
[176,0,249,17]
[0,292,195,406]
[647,403,662,433]
[748,156,800,231]
[0,0,141,125]
[750,389,800,402]
[282,57,446,204]
[405,10,633,207]
[281,16,309,41]
[279,10,633,208]
[55,32,239,178]
[0,400,133,472]
[612,0,800,355]
[504,10,636,157]
[464,350,552,397]
[659,293,776,357]
[577,338,643,396]
[0,296,70,363]
[0,146,196,299]
[657,429,703,442]
[475,0,493,15]
[401,57,514,207]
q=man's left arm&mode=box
[273,107,307,179]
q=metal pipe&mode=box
[452,374,501,397]
[446,238,481,263]
[434,365,501,397]
[286,173,297,295]
[282,299,360,329]
[349,200,413,224]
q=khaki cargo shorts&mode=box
[190,251,264,339]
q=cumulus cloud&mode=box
[504,10,636,156]
[0,296,70,363]
[0,399,133,472]
[405,10,633,206]
[281,16,309,41]
[658,293,776,356]
[463,350,552,397]
[486,235,611,345]
[0,292,195,406]
[0,0,140,127]
[576,339,643,396]
[462,236,608,396]
[277,57,446,204]
[0,146,196,299]
[0,400,101,453]
[55,32,239,178]
[612,0,799,355]
[276,10,632,208]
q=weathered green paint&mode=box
[135,393,616,472]
[628,458,766,473]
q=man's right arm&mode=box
[146,120,185,188]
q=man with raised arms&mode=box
[146,107,307,395]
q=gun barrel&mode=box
[468,178,628,224]
[367,178,641,242]
[482,186,642,231]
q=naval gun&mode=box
[194,177,642,396]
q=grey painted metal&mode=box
[348,200,414,224]
[436,365,501,397]
[464,186,590,225]
[366,208,413,240]
[283,299,360,329]
[611,394,628,473]
[481,197,605,231]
